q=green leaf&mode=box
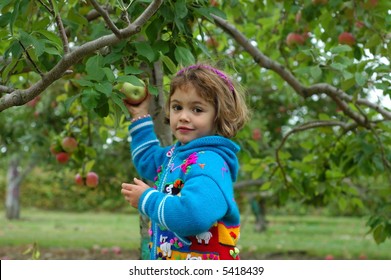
[2,58,18,81]
[373,223,387,244]
[94,101,109,117]
[103,68,115,83]
[355,72,368,87]
[19,30,44,56]
[0,12,11,28]
[124,66,144,75]
[365,34,381,49]
[72,78,94,87]
[43,47,61,56]
[260,181,271,191]
[64,94,80,112]
[67,8,88,26]
[112,93,130,118]
[310,65,322,80]
[94,82,112,96]
[330,45,352,54]
[81,89,100,109]
[9,0,20,35]
[84,160,96,174]
[160,52,177,74]
[133,41,155,62]
[36,30,63,50]
[174,46,195,66]
[117,75,145,87]
[145,17,164,42]
[174,0,188,19]
[85,55,105,81]
[0,0,13,10]
[147,85,159,96]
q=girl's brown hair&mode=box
[166,64,250,138]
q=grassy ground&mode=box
[1,208,390,260]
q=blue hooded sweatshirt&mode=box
[129,116,241,260]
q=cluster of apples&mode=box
[50,136,99,187]
[50,136,78,164]
[75,171,99,188]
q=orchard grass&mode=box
[0,208,390,260]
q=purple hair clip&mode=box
[176,64,235,93]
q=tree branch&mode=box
[272,120,356,188]
[0,85,14,94]
[211,14,391,126]
[0,0,163,112]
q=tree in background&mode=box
[0,0,390,251]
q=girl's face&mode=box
[169,84,216,144]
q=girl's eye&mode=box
[193,107,203,113]
[172,104,182,111]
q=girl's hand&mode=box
[121,178,150,208]
[123,92,151,120]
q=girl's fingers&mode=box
[122,183,136,190]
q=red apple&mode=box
[61,136,78,153]
[355,21,365,29]
[75,173,84,186]
[338,32,355,46]
[210,0,219,7]
[286,32,305,47]
[363,0,378,9]
[359,254,367,260]
[121,82,148,105]
[252,128,262,141]
[324,254,334,260]
[56,152,70,164]
[111,246,122,255]
[86,172,99,187]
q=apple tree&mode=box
[1,0,391,252]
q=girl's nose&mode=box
[179,110,190,122]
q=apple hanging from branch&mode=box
[120,80,148,106]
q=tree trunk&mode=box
[251,197,268,232]
[138,60,172,259]
[6,157,22,219]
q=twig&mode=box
[271,120,353,189]
[36,0,53,13]
[0,85,14,94]
[18,41,43,76]
[47,0,70,53]
[88,0,122,38]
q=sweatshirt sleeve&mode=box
[138,151,233,237]
[128,116,169,181]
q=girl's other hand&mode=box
[121,178,150,208]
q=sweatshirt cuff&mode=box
[138,188,158,216]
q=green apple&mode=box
[120,82,148,105]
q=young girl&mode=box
[121,64,249,260]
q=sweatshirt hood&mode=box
[174,135,240,182]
